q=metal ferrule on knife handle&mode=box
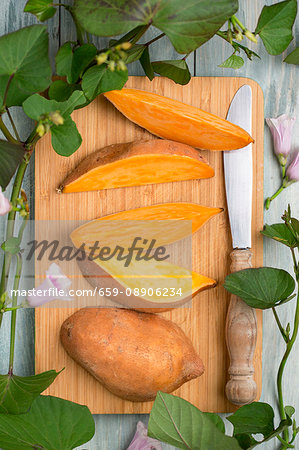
[225,249,257,405]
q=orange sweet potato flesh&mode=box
[60,308,204,401]
[71,202,223,250]
[77,257,216,310]
[104,89,254,151]
[60,139,214,193]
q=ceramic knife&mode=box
[223,85,257,406]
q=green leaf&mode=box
[224,267,295,309]
[0,370,60,414]
[71,43,97,83]
[0,140,24,190]
[74,0,238,54]
[0,25,51,107]
[123,44,146,64]
[56,42,73,83]
[148,392,241,449]
[51,116,82,156]
[255,0,298,55]
[285,405,295,418]
[291,217,299,239]
[205,412,226,434]
[262,223,298,248]
[82,65,128,101]
[228,402,275,438]
[23,90,86,120]
[139,47,155,80]
[48,80,79,102]
[0,395,95,449]
[219,54,244,69]
[24,0,57,22]
[152,59,191,85]
[1,237,21,255]
[284,46,299,64]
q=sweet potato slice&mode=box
[77,256,216,310]
[59,139,214,193]
[60,308,204,401]
[70,202,222,250]
[104,88,254,151]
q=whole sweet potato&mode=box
[60,308,204,402]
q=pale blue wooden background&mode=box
[0,1,298,449]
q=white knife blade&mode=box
[224,85,253,249]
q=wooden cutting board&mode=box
[35,76,264,414]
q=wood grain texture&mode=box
[35,76,264,414]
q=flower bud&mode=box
[286,152,299,183]
[235,30,243,41]
[121,42,132,50]
[108,60,116,71]
[244,30,258,43]
[96,53,108,65]
[266,115,296,159]
[50,111,64,126]
[117,60,127,71]
[127,421,161,450]
[0,187,11,216]
[36,123,46,137]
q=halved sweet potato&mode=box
[77,256,216,310]
[59,139,214,193]
[71,202,222,250]
[60,308,204,401]
[104,89,254,151]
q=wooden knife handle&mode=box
[225,249,257,405]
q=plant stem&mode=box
[0,158,30,299]
[145,33,165,47]
[8,252,22,373]
[2,74,15,108]
[231,15,246,32]
[6,108,21,141]
[277,288,299,447]
[272,307,288,343]
[265,185,285,210]
[0,116,19,144]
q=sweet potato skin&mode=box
[60,308,204,402]
[59,139,214,193]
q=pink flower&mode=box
[27,263,72,307]
[266,114,295,158]
[286,152,299,182]
[127,422,161,450]
[0,187,11,216]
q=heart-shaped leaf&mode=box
[255,0,297,55]
[0,370,60,414]
[284,46,299,64]
[148,392,241,449]
[0,25,51,107]
[0,395,95,450]
[24,0,57,22]
[55,42,73,82]
[82,64,128,101]
[71,43,97,83]
[0,140,25,190]
[1,237,21,255]
[48,80,79,102]
[262,223,298,248]
[228,402,292,449]
[74,0,238,54]
[224,267,295,309]
[152,60,191,85]
[23,90,86,120]
[219,54,244,70]
[51,116,82,156]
